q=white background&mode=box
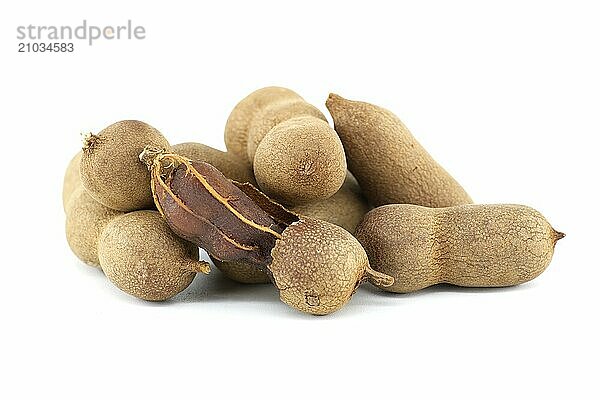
[1,1,597,399]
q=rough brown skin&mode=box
[326,94,472,208]
[225,87,301,163]
[355,204,564,293]
[99,210,210,301]
[80,120,170,211]
[62,151,82,211]
[65,186,124,268]
[246,99,327,161]
[211,257,270,284]
[269,218,393,315]
[253,116,347,206]
[290,172,370,234]
[171,142,256,184]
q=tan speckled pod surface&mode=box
[246,99,327,161]
[254,116,347,206]
[99,210,210,301]
[80,120,170,212]
[62,151,82,211]
[171,142,256,184]
[290,172,370,233]
[326,94,472,208]
[355,204,564,293]
[269,218,392,315]
[211,257,271,284]
[65,186,124,268]
[225,87,301,163]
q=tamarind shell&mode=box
[150,156,298,269]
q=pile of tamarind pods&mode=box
[64,87,563,315]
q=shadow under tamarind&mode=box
[175,270,279,304]
[175,268,400,317]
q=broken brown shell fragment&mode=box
[141,147,299,269]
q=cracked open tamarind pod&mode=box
[171,141,267,282]
[140,147,393,315]
[355,204,564,293]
